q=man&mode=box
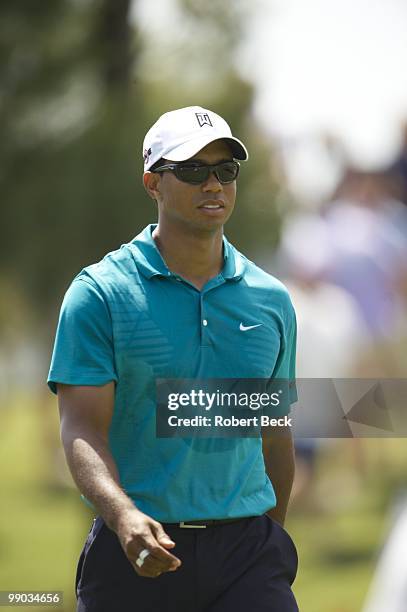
[48,106,298,611]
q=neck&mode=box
[152,220,224,290]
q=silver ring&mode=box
[136,548,150,568]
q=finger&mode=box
[132,542,181,576]
[150,524,181,568]
[141,529,181,567]
[123,523,181,573]
[152,523,176,549]
[128,537,180,574]
[136,558,169,577]
[133,552,173,578]
[144,543,181,569]
[134,565,162,579]
[126,533,174,563]
[136,552,170,572]
[155,525,175,548]
[138,568,162,579]
[134,563,162,578]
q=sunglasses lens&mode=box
[216,162,239,183]
[176,165,208,184]
[174,161,239,184]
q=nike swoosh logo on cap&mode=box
[239,323,263,332]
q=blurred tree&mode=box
[96,0,133,91]
[0,0,149,323]
[1,0,284,333]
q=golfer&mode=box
[48,106,299,611]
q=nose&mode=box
[202,169,222,192]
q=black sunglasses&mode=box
[152,160,240,185]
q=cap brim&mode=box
[163,135,249,164]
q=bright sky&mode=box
[241,0,407,157]
[238,0,407,200]
[134,0,407,200]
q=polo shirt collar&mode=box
[129,225,169,279]
[222,236,245,281]
[129,224,245,281]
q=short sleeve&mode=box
[47,277,118,394]
[272,298,297,409]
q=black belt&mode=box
[164,517,251,529]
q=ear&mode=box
[143,171,161,201]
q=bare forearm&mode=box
[57,383,181,578]
[262,433,295,526]
[61,428,135,531]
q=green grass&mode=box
[1,395,406,611]
[289,511,381,612]
[286,438,407,611]
[0,394,94,612]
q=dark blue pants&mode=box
[76,515,298,611]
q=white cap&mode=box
[142,106,249,171]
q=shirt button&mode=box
[202,319,208,326]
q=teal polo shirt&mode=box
[48,224,297,522]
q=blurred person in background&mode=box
[322,167,407,377]
[277,213,367,508]
[279,212,367,379]
[47,106,299,612]
[362,498,407,612]
[323,168,407,341]
[387,122,407,206]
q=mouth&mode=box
[198,200,225,210]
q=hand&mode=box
[115,509,181,579]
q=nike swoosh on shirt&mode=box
[239,323,263,332]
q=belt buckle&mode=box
[179,521,207,529]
